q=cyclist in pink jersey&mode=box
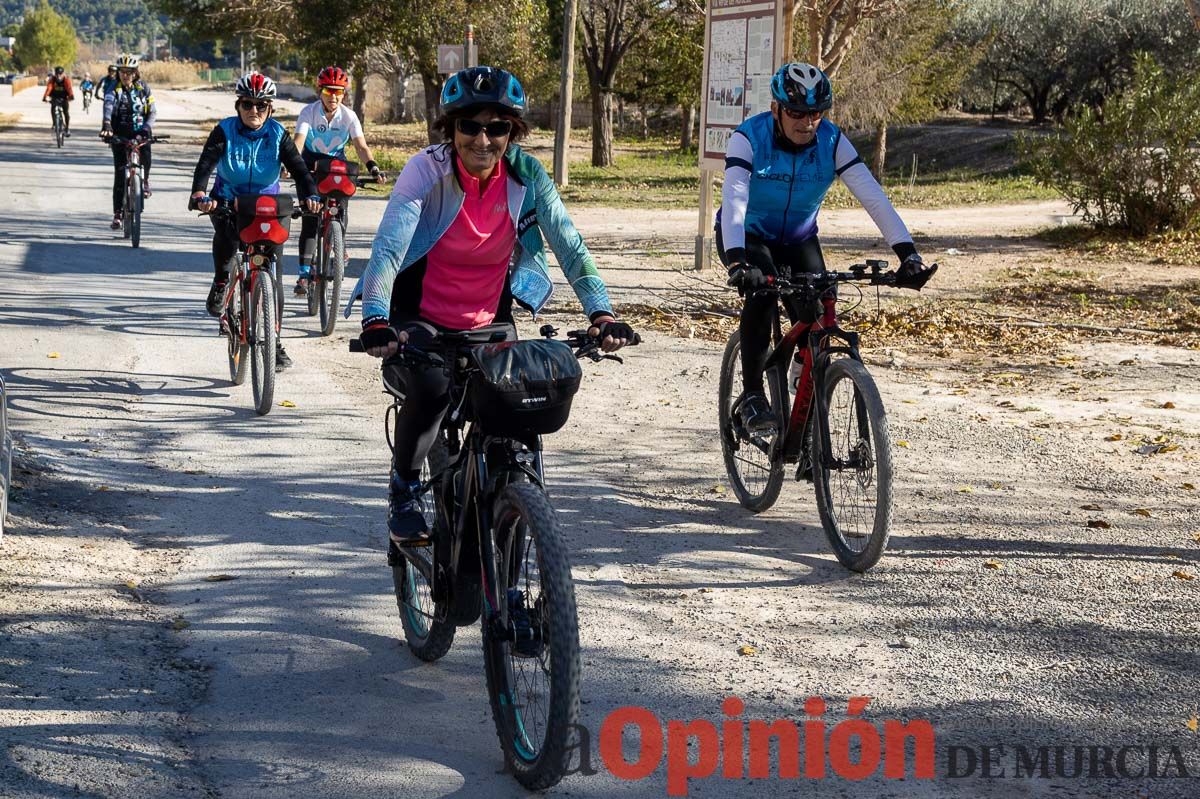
[356,66,637,546]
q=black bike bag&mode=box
[466,339,582,438]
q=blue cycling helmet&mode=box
[440,66,526,117]
[770,63,832,112]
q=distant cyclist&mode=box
[102,54,158,229]
[97,65,119,106]
[189,72,320,372]
[42,66,74,138]
[290,65,385,297]
[80,72,95,111]
[718,63,936,434]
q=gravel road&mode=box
[1,84,1197,799]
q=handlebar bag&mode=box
[237,194,294,246]
[313,158,359,198]
[465,339,582,437]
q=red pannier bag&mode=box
[313,158,359,198]
[237,194,294,246]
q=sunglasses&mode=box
[455,118,513,139]
[238,100,271,112]
[320,87,345,97]
[782,107,823,121]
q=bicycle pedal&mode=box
[218,317,231,336]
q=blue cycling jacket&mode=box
[211,117,286,200]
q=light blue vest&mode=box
[737,112,840,244]
[213,117,286,200]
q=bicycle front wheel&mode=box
[318,222,344,336]
[249,273,277,416]
[484,482,580,791]
[128,173,142,249]
[812,358,894,572]
[305,231,321,317]
[718,330,786,511]
[393,433,455,661]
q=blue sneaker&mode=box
[388,477,430,547]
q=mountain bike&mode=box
[193,194,297,416]
[51,102,65,148]
[350,325,634,789]
[718,259,932,572]
[105,133,169,249]
[301,159,374,336]
[82,91,92,113]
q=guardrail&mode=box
[10,76,38,94]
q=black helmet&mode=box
[440,66,526,117]
[54,66,64,76]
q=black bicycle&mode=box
[51,101,66,148]
[301,159,375,335]
[718,259,934,572]
[351,325,632,789]
[105,133,169,248]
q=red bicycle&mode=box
[718,259,927,572]
[192,194,297,416]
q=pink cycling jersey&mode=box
[419,158,516,329]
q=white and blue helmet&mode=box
[770,63,832,112]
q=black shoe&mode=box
[143,180,152,198]
[275,346,293,372]
[738,392,778,435]
[388,477,431,547]
[293,275,311,297]
[206,279,227,317]
[64,130,71,138]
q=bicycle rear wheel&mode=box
[318,222,344,336]
[484,482,580,791]
[305,232,320,317]
[718,330,786,511]
[226,281,248,385]
[54,110,63,148]
[812,358,894,572]
[393,433,456,661]
[249,272,277,416]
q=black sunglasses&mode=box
[455,118,513,138]
[238,100,270,112]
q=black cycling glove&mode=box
[727,262,773,294]
[895,254,937,291]
[598,320,640,345]
[360,323,399,351]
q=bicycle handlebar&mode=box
[348,326,636,365]
[101,133,170,147]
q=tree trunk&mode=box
[641,104,649,140]
[679,104,695,151]
[590,82,614,167]
[389,72,405,123]
[352,63,367,122]
[421,71,441,144]
[872,119,887,180]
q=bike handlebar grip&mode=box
[349,338,364,353]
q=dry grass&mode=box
[78,60,206,88]
[0,113,19,131]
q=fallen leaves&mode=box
[1187,716,1199,734]
[202,574,237,582]
[47,352,60,359]
[1183,483,1195,491]
[1087,519,1112,529]
[710,484,726,494]
[896,440,911,448]
[1132,508,1153,518]
[1171,570,1195,581]
[984,560,1003,570]
[169,617,191,631]
[737,645,757,656]
[1105,433,1123,442]
[279,400,297,408]
[957,486,974,493]
[1160,401,1177,409]
[1081,503,1103,511]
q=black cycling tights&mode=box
[110,142,151,214]
[383,315,517,481]
[716,229,826,396]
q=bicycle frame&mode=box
[222,244,280,343]
[762,287,865,465]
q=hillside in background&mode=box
[1,0,167,54]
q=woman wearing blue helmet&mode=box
[353,66,637,546]
[718,62,937,434]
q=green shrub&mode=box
[1021,55,1200,236]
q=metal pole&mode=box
[553,0,578,187]
[465,25,477,68]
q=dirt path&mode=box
[1,83,1198,798]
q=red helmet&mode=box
[317,66,350,89]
